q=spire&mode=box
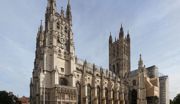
[127,31,130,42]
[109,32,112,43]
[138,54,144,68]
[61,7,64,16]
[66,0,72,25]
[47,0,56,15]
[39,20,43,33]
[119,24,124,38]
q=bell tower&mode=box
[109,25,131,78]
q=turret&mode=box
[45,0,57,31]
[119,24,124,39]
[138,54,144,69]
[61,7,65,17]
[109,32,113,44]
[36,20,44,48]
[66,0,72,26]
[126,31,130,42]
[46,0,56,15]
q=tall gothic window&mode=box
[105,88,108,104]
[76,82,81,104]
[97,86,101,104]
[87,84,91,104]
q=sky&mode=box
[0,0,180,99]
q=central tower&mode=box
[109,25,131,78]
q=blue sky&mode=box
[0,0,180,99]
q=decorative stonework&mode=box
[30,0,168,104]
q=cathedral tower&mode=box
[30,0,77,104]
[109,25,131,78]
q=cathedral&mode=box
[30,0,169,104]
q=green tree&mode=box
[170,99,173,104]
[0,91,21,104]
[173,93,180,104]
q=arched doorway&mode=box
[131,89,137,104]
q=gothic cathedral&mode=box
[30,0,169,104]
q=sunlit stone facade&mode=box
[30,0,168,104]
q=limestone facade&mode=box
[30,0,168,104]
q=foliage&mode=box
[170,99,173,104]
[170,93,180,104]
[173,93,180,104]
[0,91,21,104]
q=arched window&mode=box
[59,78,68,86]
[57,22,60,29]
[97,86,101,104]
[105,88,108,104]
[76,82,81,104]
[87,84,91,104]
[133,80,136,86]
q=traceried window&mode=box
[87,84,92,104]
[76,82,81,104]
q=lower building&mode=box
[159,76,169,104]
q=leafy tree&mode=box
[173,93,180,104]
[170,99,173,104]
[0,91,21,104]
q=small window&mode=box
[57,22,60,29]
[61,68,64,72]
[59,78,68,85]
[133,80,136,86]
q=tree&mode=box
[0,91,21,104]
[170,99,173,104]
[173,93,180,104]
